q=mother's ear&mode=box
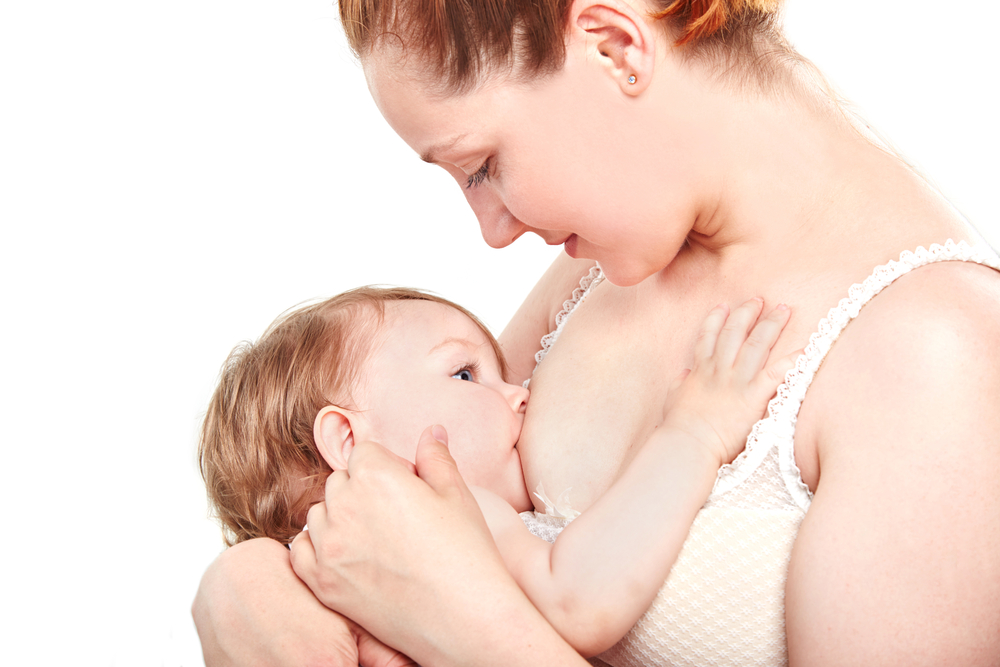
[313,406,360,470]
[569,0,657,95]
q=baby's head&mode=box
[200,286,530,546]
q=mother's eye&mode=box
[465,158,491,189]
[451,369,474,382]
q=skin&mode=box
[295,296,797,662]
[194,0,1000,664]
[313,300,533,512]
[478,299,795,656]
[312,294,796,657]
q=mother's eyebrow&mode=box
[420,134,467,164]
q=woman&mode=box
[193,0,1000,664]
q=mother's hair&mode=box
[339,0,789,92]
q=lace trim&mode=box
[533,483,582,520]
[533,264,604,368]
[712,239,1000,511]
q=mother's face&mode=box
[363,40,703,287]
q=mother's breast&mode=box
[515,267,825,516]
[516,279,703,513]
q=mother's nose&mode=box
[466,189,525,248]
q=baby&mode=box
[200,286,792,656]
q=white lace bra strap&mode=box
[532,264,604,369]
[714,239,1000,511]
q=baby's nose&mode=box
[505,383,529,414]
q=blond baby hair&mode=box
[199,286,507,546]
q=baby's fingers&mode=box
[749,347,802,405]
[692,303,730,363]
[714,297,766,367]
[733,304,791,380]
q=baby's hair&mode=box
[199,286,508,546]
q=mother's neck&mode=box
[651,61,967,274]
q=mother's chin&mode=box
[576,242,687,289]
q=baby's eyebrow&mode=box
[427,337,478,355]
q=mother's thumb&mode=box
[414,425,465,494]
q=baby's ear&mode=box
[313,406,358,470]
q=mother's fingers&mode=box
[350,620,419,667]
[289,526,318,587]
[324,469,350,496]
[286,428,531,666]
[307,469,346,544]
[414,425,468,499]
[290,521,351,617]
[305,493,330,538]
[290,527,314,564]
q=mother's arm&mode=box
[192,538,416,667]
[786,265,1000,665]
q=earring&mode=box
[627,75,637,85]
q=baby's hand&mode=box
[661,298,796,466]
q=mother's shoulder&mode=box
[825,257,1000,373]
[794,256,1000,489]
[853,257,1000,335]
[801,256,1000,443]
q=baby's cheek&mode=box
[372,424,420,465]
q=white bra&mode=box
[523,239,1000,667]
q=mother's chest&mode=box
[518,276,828,513]
[518,284,710,511]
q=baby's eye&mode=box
[452,369,474,382]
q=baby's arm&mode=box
[475,298,794,656]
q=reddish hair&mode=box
[339,0,786,91]
[199,286,508,546]
[654,0,781,46]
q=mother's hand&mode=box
[193,536,414,667]
[290,426,590,667]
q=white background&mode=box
[1,1,996,664]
